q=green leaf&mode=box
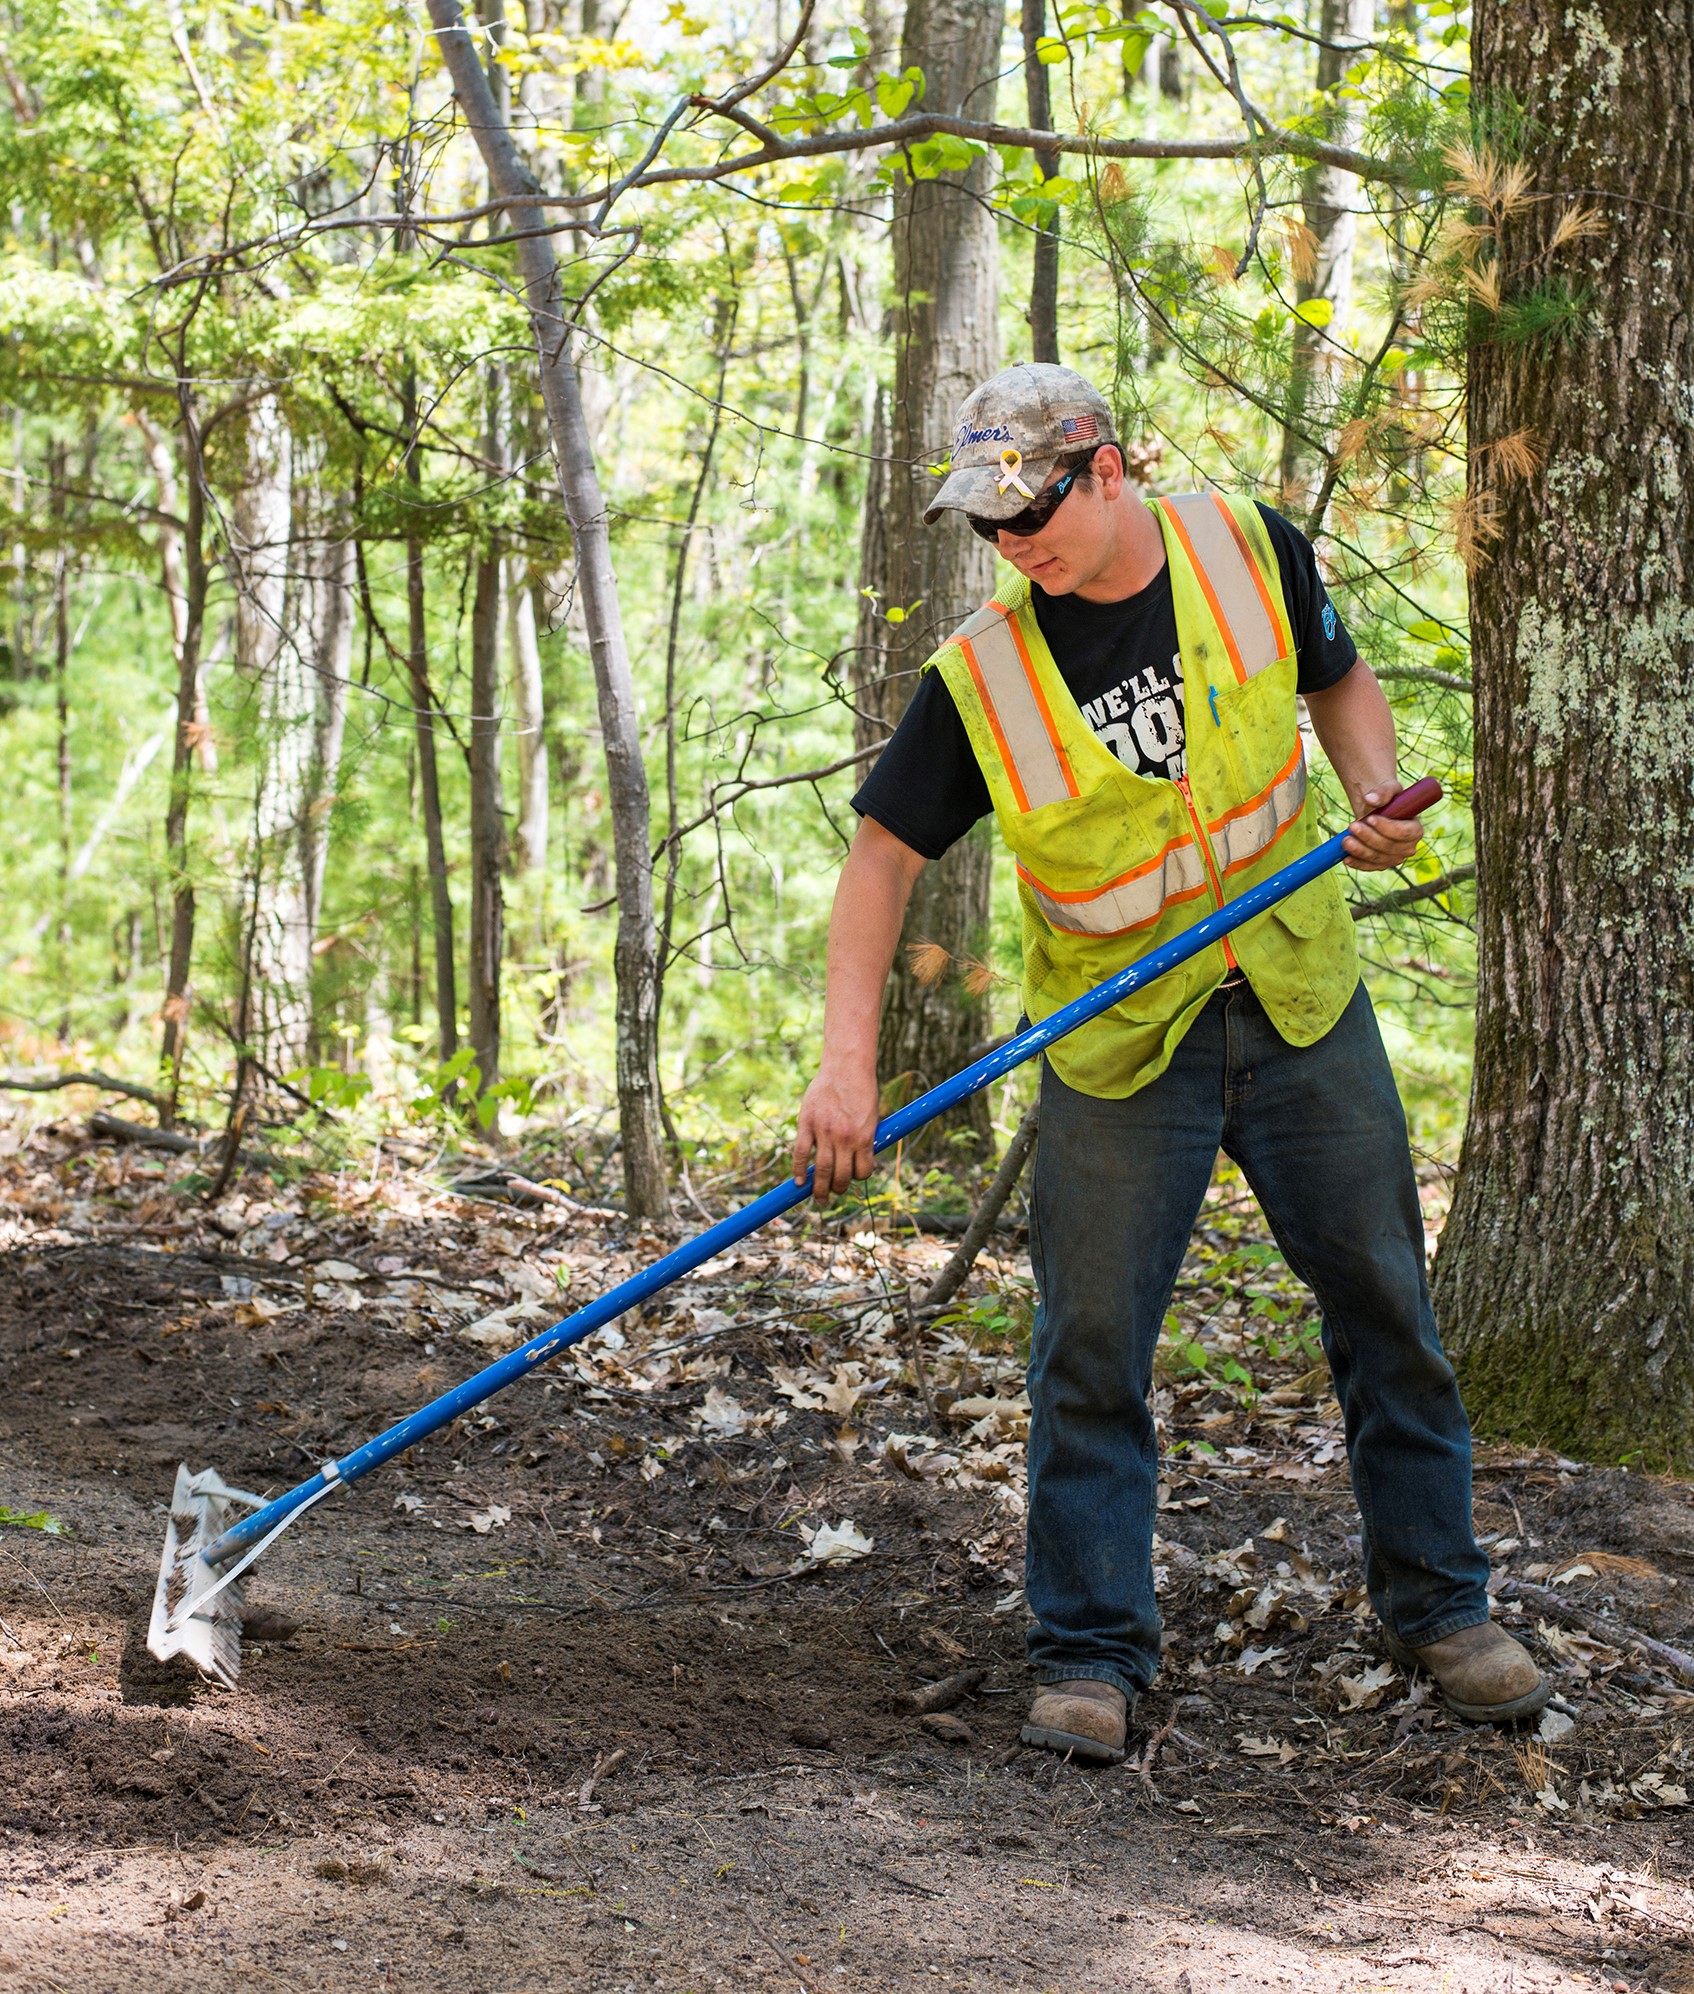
[1035,34,1069,63]
[1293,297,1334,328]
[0,1506,64,1535]
[1114,30,1154,68]
[876,68,922,119]
[1405,619,1447,643]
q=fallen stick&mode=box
[1,1069,167,1110]
[1493,1575,1694,1685]
[87,1112,280,1169]
[577,1746,626,1811]
[901,1666,986,1714]
[448,1168,622,1220]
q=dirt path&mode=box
[1,1122,1693,1990]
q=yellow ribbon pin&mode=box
[996,447,1035,499]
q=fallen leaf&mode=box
[919,1711,977,1746]
[464,1505,512,1534]
[316,1260,365,1282]
[1235,1734,1298,1765]
[460,1301,549,1352]
[1538,1708,1576,1742]
[799,1519,874,1565]
[694,1387,752,1437]
[1236,1645,1288,1677]
[1337,1662,1399,1711]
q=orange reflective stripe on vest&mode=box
[1018,833,1211,937]
[1207,738,1308,877]
[953,602,1078,813]
[1156,493,1291,684]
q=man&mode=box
[794,362,1548,1765]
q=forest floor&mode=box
[2,1108,1694,1992]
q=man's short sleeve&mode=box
[1255,503,1359,695]
[850,669,994,861]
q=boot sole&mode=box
[1382,1628,1551,1725]
[1020,1721,1126,1765]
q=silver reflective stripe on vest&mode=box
[1020,837,1209,937]
[1162,493,1282,681]
[1209,747,1307,877]
[953,604,1075,812]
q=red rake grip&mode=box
[1374,776,1441,822]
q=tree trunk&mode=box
[1280,0,1374,521]
[159,388,211,1123]
[244,457,353,1076]
[1432,0,1694,1468]
[428,0,669,1217]
[468,535,505,1095]
[402,366,458,1064]
[854,0,1002,1151]
[506,553,548,877]
[1021,0,1060,365]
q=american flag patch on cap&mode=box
[1061,412,1099,441]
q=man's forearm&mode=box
[1304,659,1399,814]
[819,824,923,1068]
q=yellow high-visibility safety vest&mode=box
[931,492,1359,1100]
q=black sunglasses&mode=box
[966,448,1101,542]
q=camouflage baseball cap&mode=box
[923,362,1118,525]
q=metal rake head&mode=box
[146,1465,263,1690]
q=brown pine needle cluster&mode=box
[1451,488,1506,574]
[905,939,951,988]
[1477,427,1543,482]
[905,940,1003,996]
[1444,140,1535,219]
[1548,202,1606,254]
[1281,217,1319,286]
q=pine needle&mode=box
[1334,416,1373,467]
[1282,218,1318,286]
[1451,489,1504,573]
[906,940,951,988]
[959,956,1001,998]
[1480,427,1543,482]
[1444,141,1534,219]
[1548,202,1606,253]
[1097,162,1129,206]
[1465,261,1503,315]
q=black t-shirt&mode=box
[852,503,1358,861]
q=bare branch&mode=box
[1349,863,1476,920]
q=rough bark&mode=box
[1279,0,1373,520]
[242,474,350,1076]
[159,388,210,1122]
[506,553,548,876]
[1432,0,1694,1467]
[402,366,458,1064]
[854,0,1002,1149]
[1021,0,1060,365]
[468,536,505,1093]
[428,0,669,1216]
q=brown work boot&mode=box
[1021,1679,1129,1764]
[1384,1619,1549,1724]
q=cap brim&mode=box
[922,457,1062,526]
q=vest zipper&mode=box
[1175,772,1239,972]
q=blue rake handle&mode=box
[203,777,1440,1566]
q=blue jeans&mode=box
[1024,976,1490,1702]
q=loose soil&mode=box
[2,1113,1694,1991]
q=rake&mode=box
[148,777,1441,1686]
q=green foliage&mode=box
[0,0,1480,1175]
[0,1506,65,1534]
